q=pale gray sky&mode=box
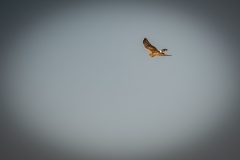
[1,1,240,160]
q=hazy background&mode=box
[1,1,240,160]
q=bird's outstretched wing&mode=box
[143,38,159,53]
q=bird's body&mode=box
[143,38,171,57]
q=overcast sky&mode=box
[1,1,240,160]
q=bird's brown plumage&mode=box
[143,38,159,53]
[143,38,171,57]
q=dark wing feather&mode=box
[143,38,159,52]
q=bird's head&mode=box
[162,48,168,51]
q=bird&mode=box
[143,38,171,57]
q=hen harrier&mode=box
[143,38,171,57]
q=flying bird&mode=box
[143,38,171,57]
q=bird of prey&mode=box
[143,38,171,57]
